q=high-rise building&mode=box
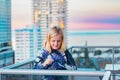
[14,25,41,63]
[33,0,67,46]
[0,0,14,67]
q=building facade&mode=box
[14,25,41,63]
[0,0,14,67]
[33,0,67,46]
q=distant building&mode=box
[14,25,41,63]
[0,0,14,67]
[33,0,67,46]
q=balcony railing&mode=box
[68,45,120,80]
[68,46,120,68]
[2,45,120,80]
[0,69,110,80]
[1,58,111,80]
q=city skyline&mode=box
[12,0,120,31]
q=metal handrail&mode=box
[68,46,120,48]
[0,69,106,76]
[0,69,111,80]
[2,58,35,69]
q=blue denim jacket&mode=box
[34,48,77,80]
[34,48,76,70]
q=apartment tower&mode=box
[33,0,67,46]
[0,0,14,67]
[14,25,41,63]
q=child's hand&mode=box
[43,58,54,66]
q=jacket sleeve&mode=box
[34,49,48,69]
[65,49,77,70]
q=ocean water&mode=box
[67,30,120,47]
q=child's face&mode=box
[50,34,62,50]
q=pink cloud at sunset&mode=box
[68,22,120,31]
[68,0,120,31]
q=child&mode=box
[34,26,77,80]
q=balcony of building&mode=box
[1,45,120,80]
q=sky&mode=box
[12,0,32,30]
[12,0,120,31]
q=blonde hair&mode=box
[44,26,66,53]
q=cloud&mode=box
[71,16,120,24]
[67,22,120,30]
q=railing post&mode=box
[112,48,115,70]
[102,71,111,80]
[0,74,1,80]
[112,48,116,80]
